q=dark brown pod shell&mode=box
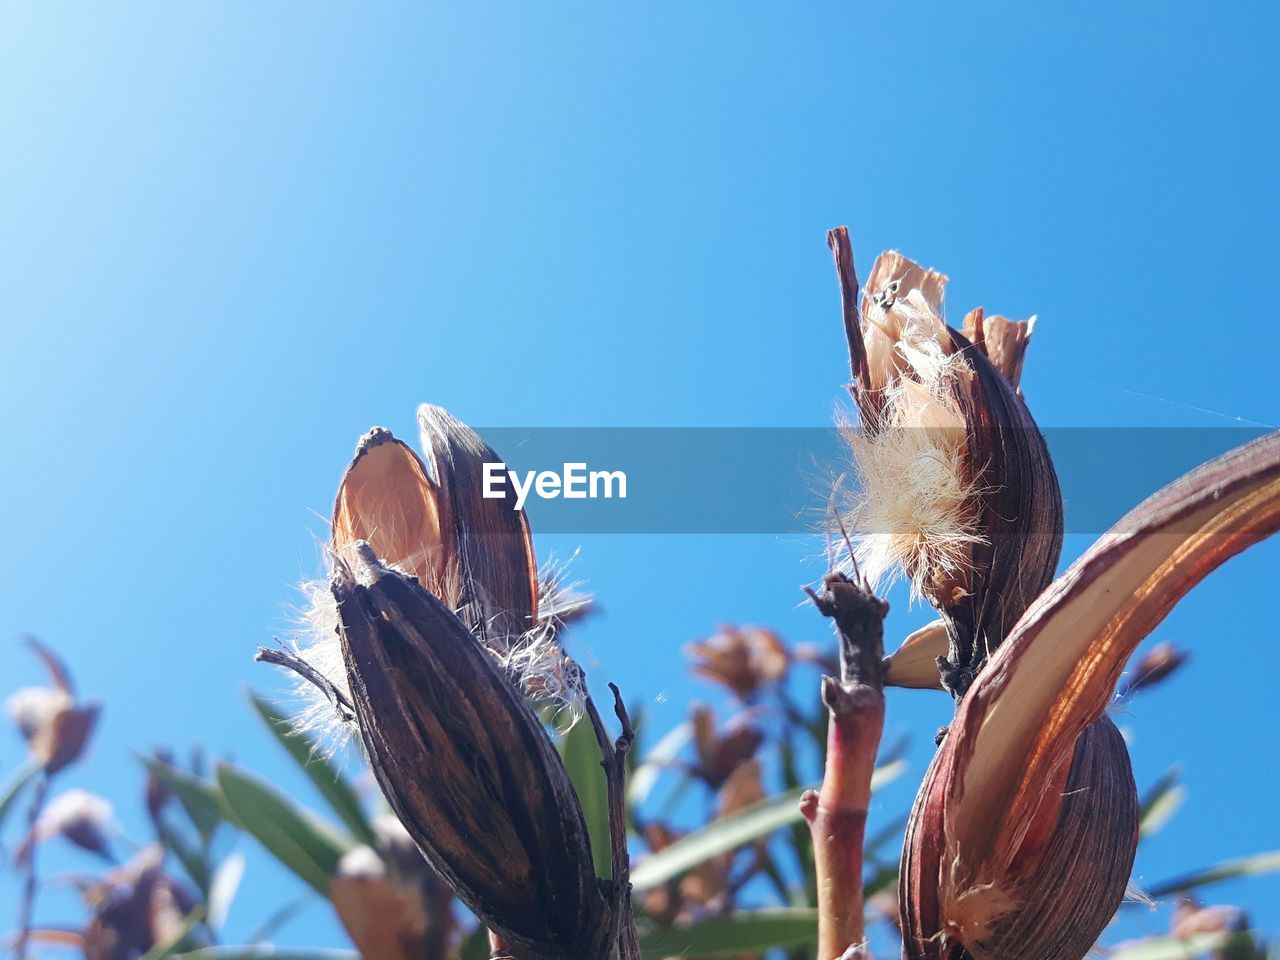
[901,716,1137,960]
[332,544,609,960]
[417,404,539,655]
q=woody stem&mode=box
[585,683,640,960]
[16,771,50,960]
[802,573,888,960]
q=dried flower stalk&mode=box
[802,571,889,960]
[265,409,638,960]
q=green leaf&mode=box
[630,759,906,892]
[248,693,375,846]
[244,891,314,943]
[1139,767,1186,838]
[638,909,817,958]
[1146,850,1280,899]
[140,907,206,960]
[144,759,231,840]
[560,715,612,878]
[156,819,211,895]
[1108,931,1254,960]
[214,763,352,895]
[207,853,245,932]
[627,720,692,807]
[458,928,491,960]
[0,764,38,838]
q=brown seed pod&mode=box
[829,228,1063,696]
[331,414,539,653]
[332,543,611,960]
[902,716,1137,960]
[900,431,1280,960]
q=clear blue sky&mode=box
[2,1,1278,948]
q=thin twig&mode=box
[15,770,50,960]
[254,645,356,723]
[584,683,639,960]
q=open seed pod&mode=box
[332,544,611,960]
[901,431,1280,960]
[332,407,539,656]
[829,228,1063,695]
[328,410,583,706]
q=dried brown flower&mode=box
[685,626,789,701]
[5,638,100,775]
[81,846,202,960]
[1117,641,1190,698]
[689,706,764,790]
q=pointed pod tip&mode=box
[332,540,398,594]
[354,426,399,457]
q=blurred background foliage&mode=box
[3,625,1276,958]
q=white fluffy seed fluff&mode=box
[285,551,591,753]
[839,286,985,601]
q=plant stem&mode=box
[15,770,50,960]
[584,683,640,960]
[802,572,888,960]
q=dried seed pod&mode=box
[329,845,438,960]
[882,620,948,691]
[327,414,583,704]
[903,716,1137,960]
[332,416,539,647]
[416,403,540,654]
[82,845,203,960]
[684,626,789,701]
[689,706,764,789]
[332,543,611,960]
[829,228,1062,695]
[900,431,1280,960]
[5,638,100,775]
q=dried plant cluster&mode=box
[827,225,1280,960]
[3,228,1279,960]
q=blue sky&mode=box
[2,1,1278,949]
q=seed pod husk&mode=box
[900,431,1280,960]
[829,228,1063,692]
[902,715,1137,960]
[416,403,539,654]
[332,543,610,960]
[332,414,542,659]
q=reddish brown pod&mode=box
[828,227,1280,960]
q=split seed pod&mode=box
[901,431,1280,960]
[333,544,611,960]
[331,406,538,655]
[329,406,581,701]
[829,228,1062,694]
